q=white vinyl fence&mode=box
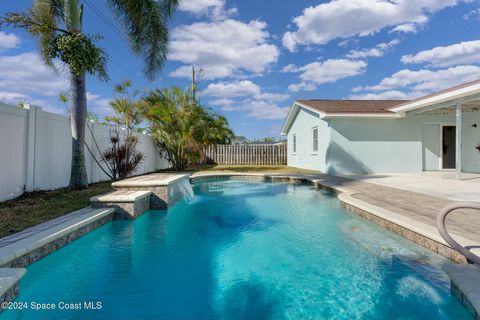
[0,104,169,202]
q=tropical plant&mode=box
[100,130,144,181]
[141,87,234,171]
[104,80,143,134]
[1,0,178,189]
[85,81,144,181]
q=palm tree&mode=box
[141,87,234,170]
[1,0,178,189]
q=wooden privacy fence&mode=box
[202,144,287,165]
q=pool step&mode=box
[90,190,151,220]
[112,173,190,209]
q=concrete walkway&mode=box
[338,171,480,201]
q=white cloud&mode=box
[202,80,290,110]
[209,98,237,111]
[202,81,290,119]
[0,52,113,117]
[0,52,69,110]
[337,38,360,48]
[346,39,400,59]
[254,92,289,102]
[209,98,235,106]
[288,82,316,93]
[207,97,289,119]
[352,65,480,99]
[179,0,237,20]
[283,0,461,52]
[282,64,298,73]
[298,59,367,83]
[0,91,44,106]
[202,80,260,98]
[287,59,367,92]
[0,32,20,50]
[84,93,113,117]
[242,99,290,120]
[390,23,419,33]
[401,40,480,67]
[0,52,68,96]
[463,8,480,20]
[169,19,279,79]
[179,0,223,13]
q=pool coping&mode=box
[0,268,26,305]
[90,190,152,203]
[0,207,115,268]
[190,172,480,317]
[0,207,115,306]
[443,263,480,318]
[112,173,189,188]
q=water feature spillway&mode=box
[178,178,195,202]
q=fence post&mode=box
[25,104,39,192]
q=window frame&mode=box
[292,134,297,154]
[312,127,319,154]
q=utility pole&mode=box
[192,65,196,105]
[191,66,204,105]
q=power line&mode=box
[82,0,171,90]
[83,0,130,45]
[83,0,147,87]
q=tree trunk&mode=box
[69,72,88,189]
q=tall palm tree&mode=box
[1,0,178,189]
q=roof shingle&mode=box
[296,99,408,114]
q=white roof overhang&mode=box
[390,82,480,115]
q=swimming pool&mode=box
[3,179,471,319]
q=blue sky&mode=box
[1,0,480,139]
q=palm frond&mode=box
[1,0,66,69]
[106,0,179,80]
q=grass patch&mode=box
[0,181,113,238]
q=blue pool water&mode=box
[3,179,472,319]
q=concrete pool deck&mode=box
[338,171,480,201]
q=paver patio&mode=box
[300,173,480,244]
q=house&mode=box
[281,80,480,177]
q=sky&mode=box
[1,0,480,139]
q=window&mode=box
[292,134,296,153]
[312,127,318,153]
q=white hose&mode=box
[436,202,480,265]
